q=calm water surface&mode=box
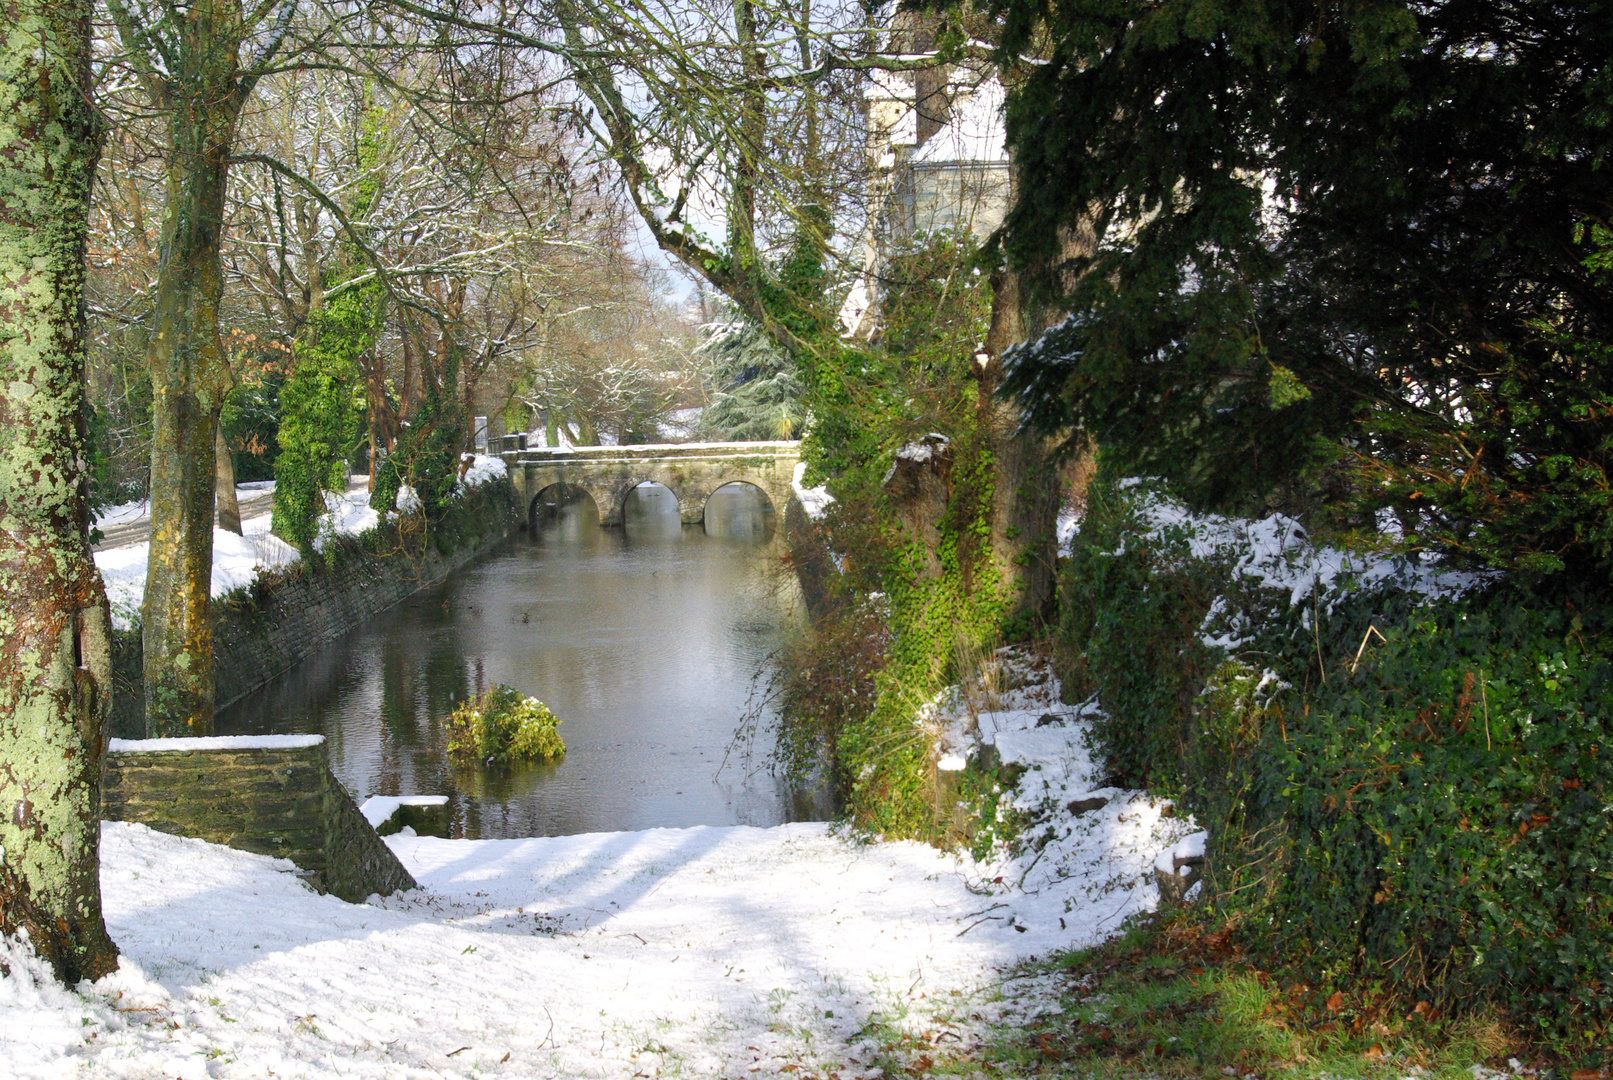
[217,483,827,838]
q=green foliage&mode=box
[219,348,285,483]
[1057,476,1613,1050]
[990,0,1613,575]
[1255,602,1613,1045]
[273,290,374,552]
[445,684,565,766]
[697,318,804,441]
[838,427,1010,838]
[1057,475,1220,790]
[766,228,1016,840]
[85,352,153,510]
[85,397,146,510]
[371,344,462,522]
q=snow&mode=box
[1057,506,1080,555]
[94,481,277,533]
[314,486,379,550]
[95,518,301,630]
[360,795,450,830]
[394,483,422,513]
[912,77,1008,165]
[5,652,1194,1079]
[459,452,507,489]
[109,735,326,753]
[1155,832,1209,875]
[91,498,152,530]
[1116,480,1489,614]
[93,479,386,630]
[790,461,834,521]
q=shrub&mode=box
[1056,473,1613,1049]
[1056,476,1222,790]
[1253,600,1613,1045]
[445,685,565,766]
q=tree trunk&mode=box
[215,420,241,533]
[980,162,1097,623]
[981,266,1064,622]
[0,0,120,984]
[140,11,250,736]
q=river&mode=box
[216,482,829,839]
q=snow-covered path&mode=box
[3,660,1199,1079]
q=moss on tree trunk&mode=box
[136,0,252,735]
[0,0,120,983]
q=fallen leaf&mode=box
[1568,1070,1605,1080]
[1326,991,1345,1013]
[1364,1044,1385,1060]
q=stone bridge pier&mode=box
[503,442,801,529]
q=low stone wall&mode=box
[102,735,416,903]
[113,480,518,738]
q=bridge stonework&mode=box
[502,442,801,529]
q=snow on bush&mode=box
[459,452,507,489]
[791,461,834,520]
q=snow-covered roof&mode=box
[912,77,1007,165]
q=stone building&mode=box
[839,61,1011,338]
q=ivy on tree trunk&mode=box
[0,0,121,983]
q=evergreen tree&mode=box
[697,319,805,441]
[273,289,374,553]
[984,0,1613,574]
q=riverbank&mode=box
[2,660,1194,1079]
[106,461,518,738]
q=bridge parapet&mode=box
[503,441,802,528]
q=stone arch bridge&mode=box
[502,441,801,529]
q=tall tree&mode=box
[105,0,300,733]
[0,0,120,983]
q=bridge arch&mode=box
[507,442,800,530]
[703,481,778,538]
[529,481,599,532]
[620,480,683,530]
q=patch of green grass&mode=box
[949,913,1529,1080]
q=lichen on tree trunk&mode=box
[0,0,121,983]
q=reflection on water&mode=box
[217,487,823,839]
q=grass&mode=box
[933,911,1553,1080]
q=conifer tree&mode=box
[988,0,1613,573]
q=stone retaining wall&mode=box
[102,736,416,903]
[113,481,517,737]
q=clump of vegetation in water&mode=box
[445,685,564,766]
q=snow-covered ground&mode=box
[91,458,507,631]
[2,657,1193,1079]
[95,514,301,630]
